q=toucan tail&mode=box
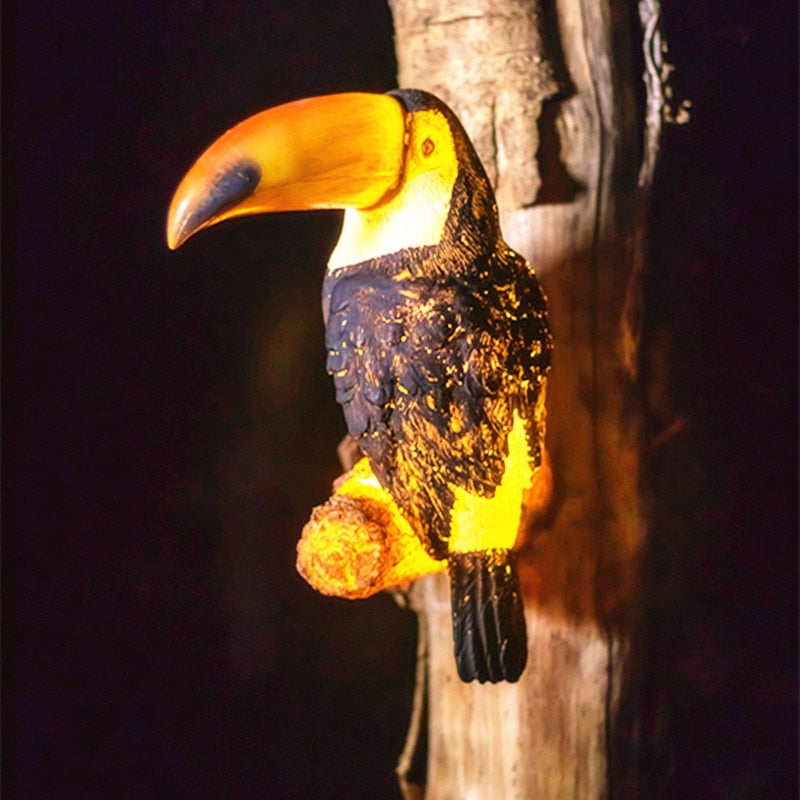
[448,549,528,683]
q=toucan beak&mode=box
[167,93,407,249]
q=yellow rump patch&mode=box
[447,412,533,554]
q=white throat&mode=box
[327,175,452,271]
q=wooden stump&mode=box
[387,0,660,796]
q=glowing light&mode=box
[296,458,445,599]
[448,412,537,553]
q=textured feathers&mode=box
[323,90,551,682]
[449,549,528,683]
[324,247,548,560]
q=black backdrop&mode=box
[3,1,796,798]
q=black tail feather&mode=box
[448,549,528,683]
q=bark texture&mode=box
[390,0,653,796]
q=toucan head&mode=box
[167,89,498,271]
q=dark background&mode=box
[2,1,796,798]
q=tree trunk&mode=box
[390,1,660,796]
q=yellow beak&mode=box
[166,93,407,249]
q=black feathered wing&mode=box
[327,271,501,552]
[323,253,550,682]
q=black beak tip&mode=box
[170,160,261,249]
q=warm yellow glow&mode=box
[328,108,459,269]
[297,458,445,599]
[167,93,406,249]
[447,412,535,553]
[337,459,386,496]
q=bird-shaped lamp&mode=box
[167,90,552,683]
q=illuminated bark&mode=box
[387,0,662,797]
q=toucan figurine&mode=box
[168,89,552,683]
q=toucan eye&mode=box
[422,138,435,157]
